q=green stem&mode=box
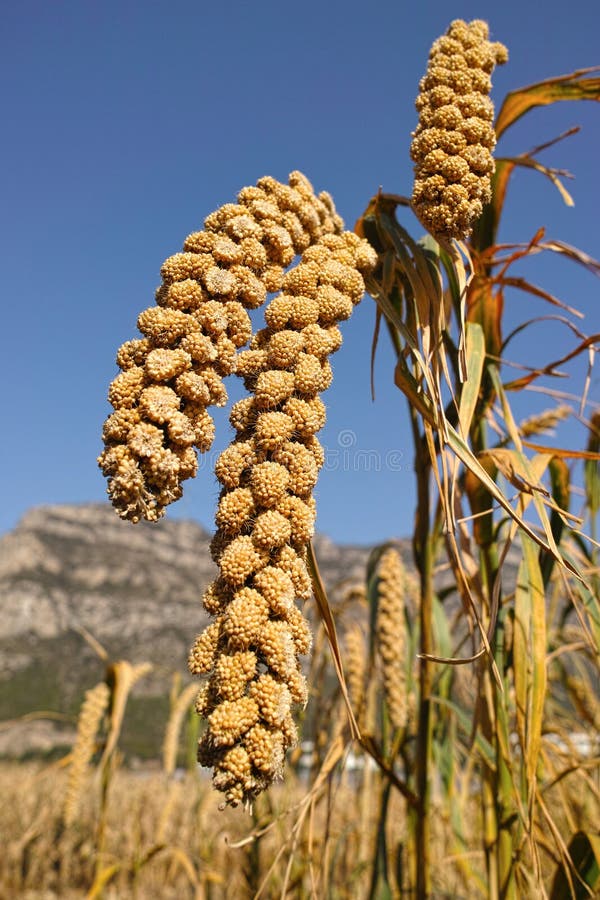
[412,405,434,899]
[471,419,517,898]
[475,448,517,899]
[95,748,115,896]
[368,781,392,900]
[482,768,499,900]
[493,606,517,900]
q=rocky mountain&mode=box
[0,504,377,756]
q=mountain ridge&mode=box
[0,503,380,756]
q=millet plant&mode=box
[99,18,600,899]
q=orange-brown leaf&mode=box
[522,441,600,461]
[495,68,600,139]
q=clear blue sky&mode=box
[1,0,598,544]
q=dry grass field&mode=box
[1,568,598,899]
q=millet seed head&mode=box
[221,587,270,650]
[411,19,507,240]
[172,174,378,808]
[101,172,348,523]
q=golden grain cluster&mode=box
[99,172,376,805]
[99,172,344,522]
[189,227,376,807]
[376,548,408,730]
[62,680,110,826]
[410,19,507,240]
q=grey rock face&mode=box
[0,504,375,734]
[0,505,216,672]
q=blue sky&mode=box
[1,0,599,545]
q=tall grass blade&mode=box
[86,863,121,899]
[520,537,547,802]
[63,680,110,826]
[458,322,485,438]
[307,542,361,740]
[540,457,570,585]
[101,661,152,769]
[163,682,199,777]
[446,423,579,576]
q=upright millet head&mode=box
[410,19,508,241]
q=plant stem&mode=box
[478,482,516,899]
[493,606,517,900]
[368,780,392,899]
[412,405,434,899]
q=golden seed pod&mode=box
[188,619,223,675]
[254,411,295,451]
[221,588,270,650]
[207,696,260,748]
[218,535,266,586]
[244,724,285,777]
[63,681,110,826]
[376,548,408,731]
[410,19,507,240]
[215,487,255,535]
[344,624,367,726]
[519,404,571,438]
[214,650,258,701]
[180,178,378,808]
[274,545,313,600]
[249,461,291,507]
[100,172,343,523]
[254,566,295,614]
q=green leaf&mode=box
[514,552,532,756]
[522,537,547,792]
[458,322,485,438]
[432,696,495,766]
[431,594,453,700]
[445,423,580,579]
[575,581,600,655]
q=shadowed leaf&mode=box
[540,457,570,585]
[584,413,600,516]
[550,831,600,899]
